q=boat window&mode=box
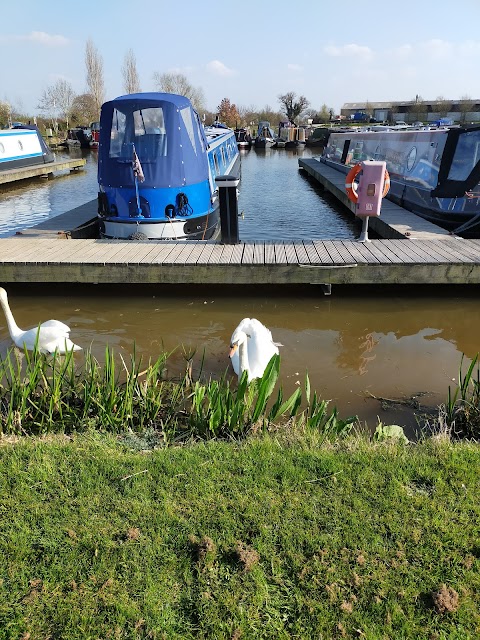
[406,147,417,171]
[180,106,197,155]
[221,146,226,167]
[447,129,480,181]
[109,109,127,157]
[0,143,4,154]
[213,152,220,175]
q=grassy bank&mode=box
[1,432,479,639]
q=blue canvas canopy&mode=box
[98,93,209,189]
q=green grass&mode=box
[0,432,479,639]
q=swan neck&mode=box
[238,340,250,379]
[0,296,22,340]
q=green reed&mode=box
[445,353,480,438]
[0,344,356,442]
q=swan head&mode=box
[229,328,249,358]
[0,288,8,305]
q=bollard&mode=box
[215,175,240,244]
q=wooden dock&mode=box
[0,158,86,185]
[2,166,480,290]
[298,157,452,240]
[1,235,480,289]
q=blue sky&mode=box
[2,0,480,117]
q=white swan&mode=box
[0,287,81,354]
[229,318,280,382]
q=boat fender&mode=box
[345,163,390,203]
[165,204,176,218]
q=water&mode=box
[0,146,359,240]
[0,147,477,436]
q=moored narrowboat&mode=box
[97,93,240,240]
[0,125,55,171]
[321,125,480,235]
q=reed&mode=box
[0,345,356,442]
[444,353,480,438]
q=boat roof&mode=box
[111,92,193,109]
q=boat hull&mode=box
[0,127,54,171]
[322,127,480,235]
[97,92,240,241]
[100,207,220,240]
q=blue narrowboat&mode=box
[97,92,240,240]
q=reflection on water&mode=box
[0,284,478,437]
[0,149,99,238]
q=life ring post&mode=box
[344,160,390,242]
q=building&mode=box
[340,99,480,124]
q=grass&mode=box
[0,432,479,639]
[1,345,480,637]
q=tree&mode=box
[314,104,332,124]
[70,93,98,126]
[278,92,310,124]
[217,98,240,128]
[122,49,141,95]
[410,95,427,123]
[458,95,476,124]
[434,96,451,118]
[38,79,76,131]
[0,100,12,128]
[152,72,205,113]
[85,38,105,117]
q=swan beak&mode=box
[229,343,238,358]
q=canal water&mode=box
[0,147,478,436]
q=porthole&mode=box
[407,146,417,171]
[18,140,23,151]
[0,142,4,154]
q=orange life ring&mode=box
[345,164,390,202]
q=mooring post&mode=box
[215,175,240,244]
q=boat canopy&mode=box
[98,93,209,189]
[432,125,480,197]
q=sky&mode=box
[2,0,480,117]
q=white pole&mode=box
[358,216,371,242]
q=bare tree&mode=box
[38,79,76,131]
[278,92,310,124]
[85,38,105,117]
[152,72,205,113]
[122,49,141,95]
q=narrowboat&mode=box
[65,127,93,149]
[321,125,480,235]
[254,121,277,149]
[89,121,100,148]
[0,125,55,171]
[97,92,240,240]
[234,127,252,149]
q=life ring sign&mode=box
[345,161,390,217]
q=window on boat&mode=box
[180,106,198,156]
[406,147,417,171]
[448,129,480,181]
[220,146,226,167]
[213,152,220,175]
[109,109,127,158]
[0,143,4,154]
